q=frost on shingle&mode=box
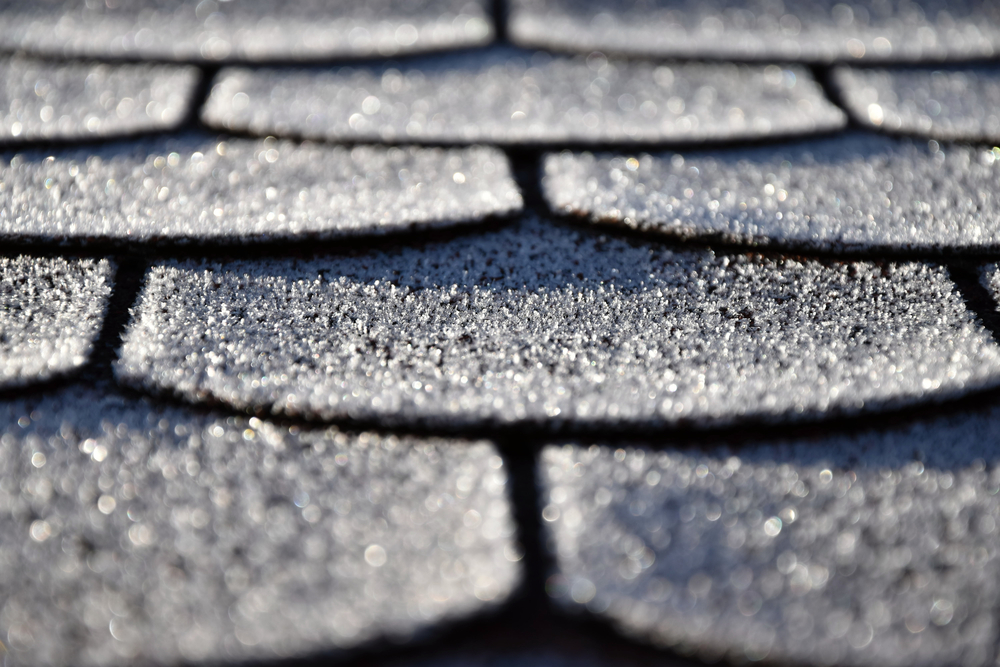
[0,135,520,243]
[833,65,1000,142]
[0,257,113,388]
[0,385,519,667]
[115,218,1000,429]
[508,0,1000,63]
[0,0,492,62]
[0,57,198,143]
[541,408,1000,667]
[202,49,845,144]
[543,133,1000,253]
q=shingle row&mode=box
[0,136,520,243]
[112,218,1000,428]
[0,385,519,667]
[4,0,1000,64]
[541,405,1000,667]
[0,0,493,62]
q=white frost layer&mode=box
[0,385,519,667]
[0,136,521,242]
[0,256,113,387]
[116,218,1000,428]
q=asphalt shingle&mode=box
[0,0,493,62]
[0,135,521,243]
[0,256,113,388]
[833,65,1000,141]
[0,385,519,667]
[508,0,1000,63]
[540,408,1000,666]
[0,56,199,144]
[542,133,1000,253]
[201,49,846,144]
[115,217,1000,429]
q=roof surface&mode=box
[4,2,1000,667]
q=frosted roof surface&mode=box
[542,133,1000,252]
[541,407,1000,666]
[202,49,846,144]
[0,57,199,144]
[833,65,1000,141]
[0,256,113,388]
[0,135,521,243]
[508,0,1000,63]
[115,218,1000,429]
[0,0,493,62]
[0,385,519,667]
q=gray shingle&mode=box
[0,385,519,667]
[542,133,1000,253]
[0,135,521,243]
[0,0,492,62]
[201,49,845,145]
[509,0,1000,63]
[115,217,1000,429]
[540,409,1000,667]
[0,56,199,144]
[0,256,113,388]
[833,65,1000,142]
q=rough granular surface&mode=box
[508,0,1000,63]
[0,256,113,388]
[115,218,1000,429]
[542,133,1000,253]
[202,49,845,144]
[0,57,199,143]
[0,0,493,62]
[0,136,521,243]
[0,385,519,667]
[833,65,1000,141]
[541,410,1000,667]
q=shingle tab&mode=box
[0,0,492,62]
[115,218,1000,429]
[0,135,521,243]
[833,65,1000,141]
[0,256,113,388]
[202,50,846,145]
[508,0,1000,63]
[0,385,519,667]
[540,408,1000,666]
[0,56,199,144]
[542,133,1000,253]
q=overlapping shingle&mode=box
[0,0,492,62]
[202,49,845,144]
[541,407,1000,666]
[115,218,1000,429]
[508,0,1000,63]
[0,256,113,388]
[833,65,1000,141]
[0,385,519,667]
[542,133,1000,253]
[0,57,199,144]
[0,135,521,243]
